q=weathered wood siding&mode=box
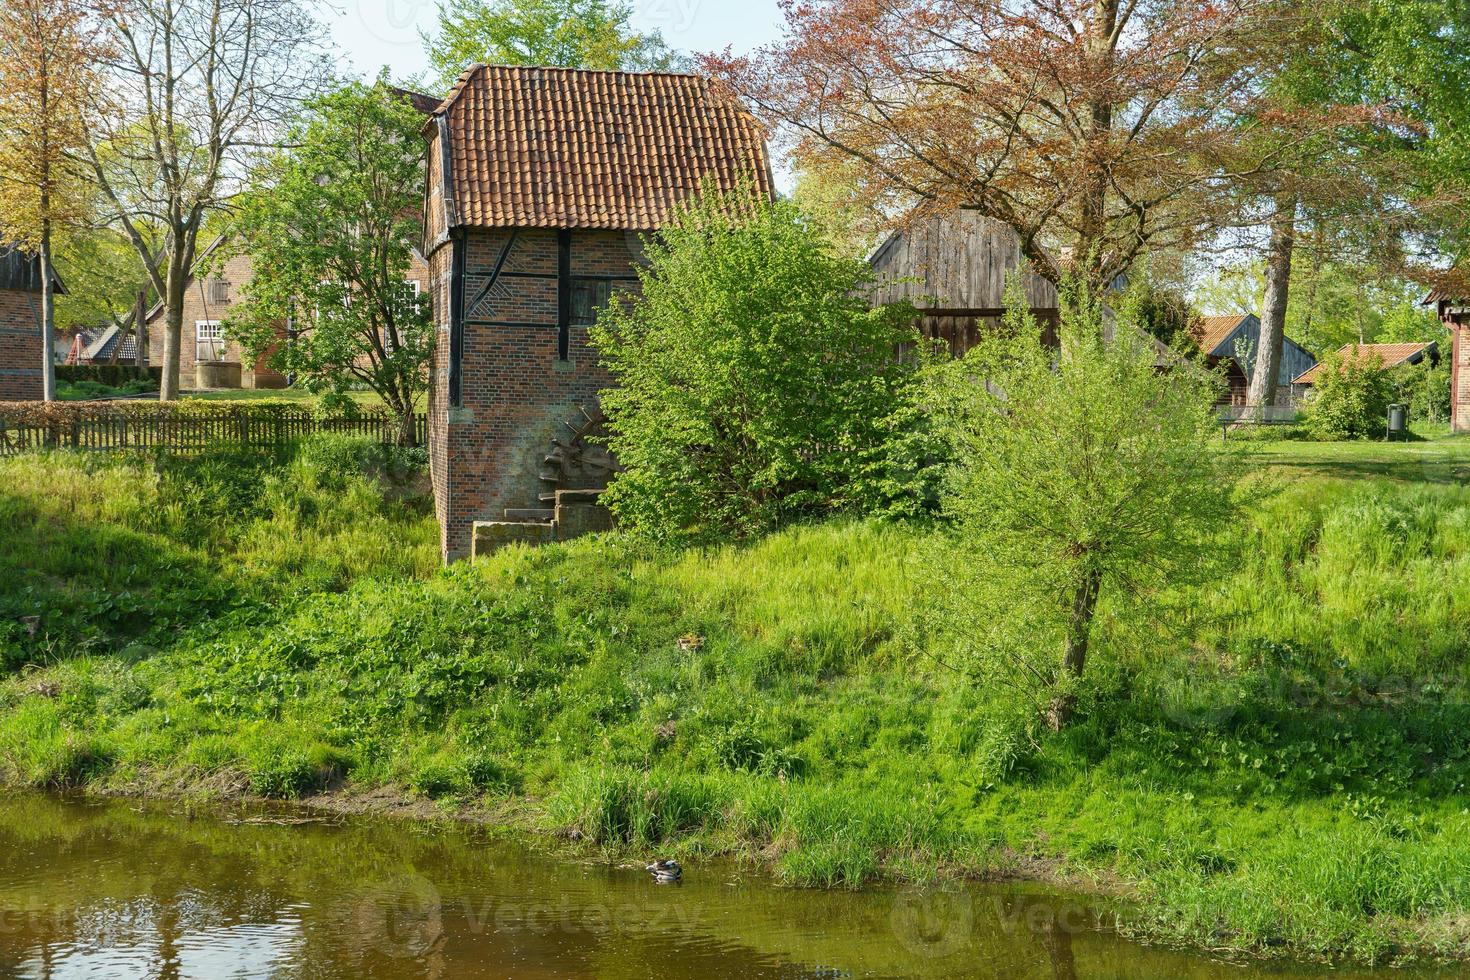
[869,210,1058,313]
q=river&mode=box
[0,793,1455,979]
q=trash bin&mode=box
[1387,403,1407,440]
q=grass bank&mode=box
[3,432,1470,965]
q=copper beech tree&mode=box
[707,0,1304,302]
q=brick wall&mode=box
[429,227,641,561]
[1454,319,1469,434]
[0,287,43,401]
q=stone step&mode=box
[504,508,554,523]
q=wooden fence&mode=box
[0,402,426,456]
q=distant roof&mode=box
[1293,342,1438,384]
[388,85,440,115]
[433,64,774,231]
[80,324,136,363]
[1195,314,1253,354]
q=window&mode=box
[206,278,229,305]
[195,320,225,362]
[382,281,423,354]
[569,279,615,326]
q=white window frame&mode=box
[195,320,225,362]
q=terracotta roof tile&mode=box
[1293,343,1436,384]
[435,65,773,231]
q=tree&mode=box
[53,225,150,337]
[424,0,680,88]
[0,0,102,401]
[1238,0,1470,407]
[928,282,1236,729]
[83,0,332,400]
[591,189,921,543]
[225,82,431,445]
[708,0,1293,302]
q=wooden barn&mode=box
[1193,313,1317,407]
[868,210,1059,353]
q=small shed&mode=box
[868,211,1059,354]
[1292,342,1439,386]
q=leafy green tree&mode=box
[1302,348,1395,439]
[53,226,149,336]
[1392,357,1451,424]
[928,282,1236,729]
[424,0,680,88]
[591,190,921,543]
[1131,278,1203,359]
[226,81,431,445]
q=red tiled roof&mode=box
[435,65,774,231]
[1193,314,1251,355]
[1293,343,1435,385]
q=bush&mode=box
[1303,348,1395,440]
[591,188,923,543]
[55,364,162,387]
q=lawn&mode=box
[181,386,425,412]
[1,431,1468,965]
[1234,423,1470,484]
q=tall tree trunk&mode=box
[1248,198,1296,409]
[397,397,417,448]
[159,262,186,400]
[134,289,148,370]
[39,215,55,402]
[1047,566,1104,731]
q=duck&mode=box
[645,859,682,883]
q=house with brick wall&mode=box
[421,64,774,562]
[0,246,65,401]
[82,235,432,389]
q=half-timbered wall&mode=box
[428,227,641,561]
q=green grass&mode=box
[181,387,425,412]
[3,431,1470,964]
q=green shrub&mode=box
[55,364,162,387]
[1303,348,1395,440]
[591,187,923,543]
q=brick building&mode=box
[1427,292,1469,433]
[83,237,431,389]
[0,246,65,401]
[422,65,774,562]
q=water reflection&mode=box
[0,794,1455,978]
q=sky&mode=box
[326,0,790,88]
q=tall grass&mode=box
[3,444,1470,962]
